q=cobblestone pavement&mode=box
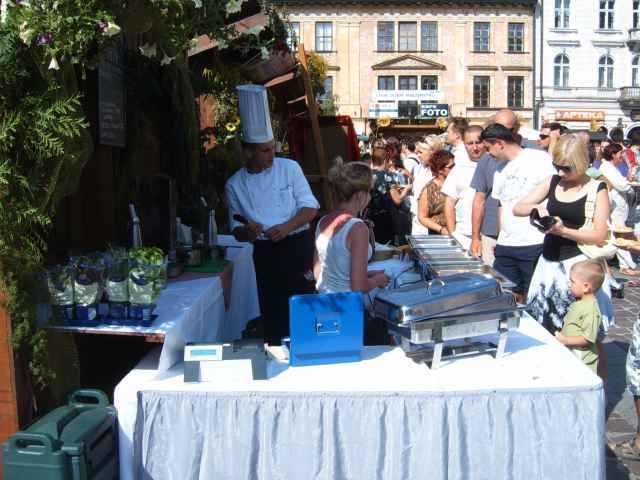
[604,270,640,479]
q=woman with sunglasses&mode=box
[514,134,614,379]
[417,150,455,235]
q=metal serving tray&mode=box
[408,235,462,249]
[387,307,522,344]
[373,273,502,325]
[430,265,517,290]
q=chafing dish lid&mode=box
[374,273,502,321]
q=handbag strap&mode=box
[582,179,600,228]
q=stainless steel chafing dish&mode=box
[409,235,516,290]
[374,272,523,369]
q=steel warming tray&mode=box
[373,273,522,368]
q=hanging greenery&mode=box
[0,0,284,390]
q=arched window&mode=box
[554,54,569,87]
[598,55,614,88]
[633,56,640,87]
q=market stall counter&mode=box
[46,235,260,372]
[114,314,604,480]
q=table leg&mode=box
[431,342,443,369]
[496,330,508,359]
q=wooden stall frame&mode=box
[295,45,332,209]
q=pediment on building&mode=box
[371,54,446,71]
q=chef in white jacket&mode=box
[225,85,319,345]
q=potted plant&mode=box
[105,247,130,319]
[128,247,165,324]
[237,9,295,83]
[71,254,106,323]
[44,265,75,324]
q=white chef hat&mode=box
[237,84,274,144]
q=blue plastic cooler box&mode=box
[2,389,118,480]
[288,292,364,366]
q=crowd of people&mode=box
[227,85,640,459]
[315,108,640,384]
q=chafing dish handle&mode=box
[427,278,446,296]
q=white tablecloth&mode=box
[219,235,260,341]
[114,315,605,480]
[48,235,259,372]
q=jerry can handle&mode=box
[68,389,109,407]
[8,432,59,455]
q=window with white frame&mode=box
[315,22,332,52]
[398,22,417,51]
[473,22,490,51]
[507,23,524,52]
[377,22,394,51]
[421,22,438,51]
[287,22,300,51]
[599,0,614,29]
[421,75,438,90]
[634,0,640,29]
[507,76,524,108]
[554,54,570,87]
[598,55,614,88]
[473,76,490,107]
[554,0,571,28]
[398,76,418,90]
[633,56,640,87]
[378,76,395,90]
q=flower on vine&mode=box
[48,57,60,70]
[18,22,34,44]
[226,0,245,15]
[160,53,175,66]
[225,122,237,132]
[139,43,157,58]
[103,22,121,37]
[244,24,266,37]
[36,32,53,46]
[260,46,270,60]
[232,116,241,126]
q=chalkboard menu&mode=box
[98,36,126,148]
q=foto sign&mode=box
[421,103,449,118]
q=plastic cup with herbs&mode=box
[45,265,75,324]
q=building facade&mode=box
[535,0,640,135]
[276,0,537,135]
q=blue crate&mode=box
[289,292,364,366]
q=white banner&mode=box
[371,90,443,102]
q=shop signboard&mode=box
[554,110,605,122]
[368,102,399,118]
[420,103,449,118]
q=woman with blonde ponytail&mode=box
[314,158,390,293]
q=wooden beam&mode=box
[0,292,19,448]
[298,45,332,209]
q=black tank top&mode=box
[542,176,607,261]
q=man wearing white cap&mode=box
[225,85,319,345]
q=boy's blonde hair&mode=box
[571,259,605,292]
[327,158,372,203]
[552,134,590,175]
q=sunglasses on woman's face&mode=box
[444,163,455,169]
[539,134,550,140]
[552,162,572,173]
